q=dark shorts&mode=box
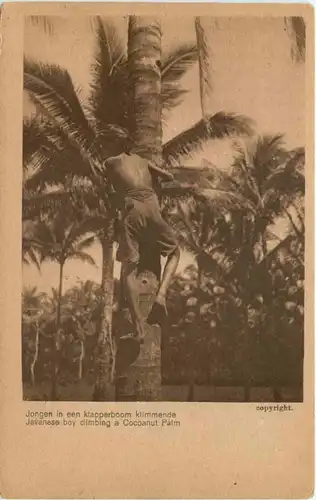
[116,195,178,265]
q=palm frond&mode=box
[284,208,304,241]
[23,189,70,221]
[253,134,287,172]
[195,17,212,117]
[23,118,56,173]
[76,235,97,252]
[159,181,255,216]
[24,59,97,159]
[292,196,305,228]
[161,43,198,114]
[67,180,111,215]
[23,118,117,191]
[232,134,289,204]
[22,239,41,270]
[285,16,306,63]
[89,17,129,143]
[28,16,55,36]
[63,216,108,251]
[290,146,305,171]
[163,112,254,166]
[194,187,256,215]
[22,219,59,266]
[70,251,97,267]
[262,148,305,209]
[231,145,263,206]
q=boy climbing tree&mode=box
[104,151,181,345]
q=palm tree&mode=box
[23,16,254,400]
[168,134,304,398]
[227,137,304,277]
[63,280,102,380]
[23,17,199,393]
[168,190,251,399]
[22,221,42,270]
[22,286,47,385]
[28,207,97,399]
[215,136,304,399]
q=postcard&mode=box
[0,2,314,498]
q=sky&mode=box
[22,16,305,294]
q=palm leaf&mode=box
[253,134,288,175]
[231,145,263,206]
[75,235,97,252]
[232,134,289,205]
[23,118,57,172]
[89,17,129,141]
[163,112,254,166]
[22,220,59,266]
[23,189,70,221]
[261,148,305,212]
[24,59,98,159]
[285,16,306,63]
[196,187,256,214]
[23,118,116,190]
[70,251,97,267]
[161,43,198,114]
[28,16,55,35]
[195,17,212,118]
[284,207,304,242]
[64,215,109,251]
[22,238,41,270]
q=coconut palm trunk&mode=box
[128,16,162,162]
[30,315,40,386]
[187,262,203,401]
[78,340,85,380]
[93,223,115,401]
[51,258,64,400]
[195,17,212,121]
[116,16,163,402]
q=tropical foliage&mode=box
[22,16,305,402]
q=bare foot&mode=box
[119,333,142,344]
[117,333,142,372]
[119,319,145,344]
[147,296,168,327]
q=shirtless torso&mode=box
[104,152,180,341]
[105,152,173,203]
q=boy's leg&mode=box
[147,246,180,326]
[121,262,145,341]
[118,209,146,343]
[157,246,180,304]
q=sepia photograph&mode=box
[22,13,306,403]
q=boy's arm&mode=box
[148,161,174,181]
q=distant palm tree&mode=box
[22,286,47,385]
[220,136,304,399]
[63,280,101,380]
[170,136,304,399]
[22,286,46,311]
[28,208,97,399]
[228,136,304,274]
